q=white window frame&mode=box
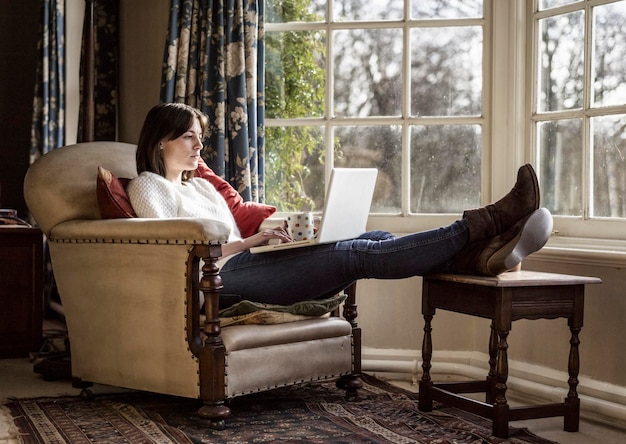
[266,1,494,234]
[524,0,626,267]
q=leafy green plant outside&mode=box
[265,0,327,211]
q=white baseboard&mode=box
[362,347,626,429]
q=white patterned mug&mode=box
[286,212,315,241]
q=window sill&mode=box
[528,236,626,268]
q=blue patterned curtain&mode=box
[78,0,119,142]
[161,0,266,202]
[30,0,65,163]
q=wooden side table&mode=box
[0,226,44,358]
[418,271,601,438]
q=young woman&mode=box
[127,103,552,306]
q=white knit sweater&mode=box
[127,172,242,242]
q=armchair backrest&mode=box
[24,142,137,236]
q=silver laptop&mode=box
[250,168,378,253]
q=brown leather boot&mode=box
[451,208,552,276]
[463,164,540,244]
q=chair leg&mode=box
[337,323,363,399]
[198,402,231,430]
[72,377,95,400]
[197,341,231,429]
[336,373,362,399]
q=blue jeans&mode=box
[219,219,469,306]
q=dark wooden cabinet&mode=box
[0,226,44,358]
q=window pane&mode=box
[265,1,487,216]
[592,2,626,108]
[411,0,483,19]
[537,11,584,112]
[410,125,481,213]
[537,119,583,216]
[334,126,402,213]
[410,27,482,116]
[334,0,404,21]
[591,115,626,218]
[266,31,326,118]
[265,126,326,211]
[266,0,325,23]
[334,29,403,117]
[538,0,580,11]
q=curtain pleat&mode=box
[30,0,65,163]
[29,0,66,323]
[77,0,119,142]
[161,0,266,202]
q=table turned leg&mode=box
[564,325,581,432]
[486,321,498,404]
[419,314,434,411]
[493,328,510,438]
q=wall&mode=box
[118,0,170,144]
[65,0,85,146]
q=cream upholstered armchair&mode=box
[24,142,362,429]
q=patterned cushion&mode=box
[218,294,346,327]
[219,311,331,327]
[219,294,347,317]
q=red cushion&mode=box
[96,166,137,219]
[194,159,276,237]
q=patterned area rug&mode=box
[4,374,555,444]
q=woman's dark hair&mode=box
[136,102,209,181]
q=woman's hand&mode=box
[220,224,293,257]
[252,226,294,246]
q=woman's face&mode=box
[160,117,203,182]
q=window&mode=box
[531,0,626,239]
[265,0,488,223]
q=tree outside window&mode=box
[265,0,485,214]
